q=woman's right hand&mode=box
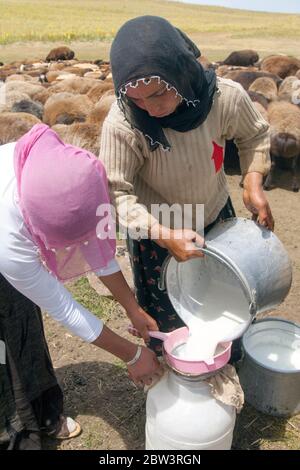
[156,228,205,262]
[127,346,164,387]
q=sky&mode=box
[174,0,300,14]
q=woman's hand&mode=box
[127,346,164,387]
[154,227,205,262]
[127,307,159,343]
[92,325,163,387]
[243,172,274,231]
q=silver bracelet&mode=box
[126,345,142,366]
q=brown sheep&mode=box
[50,77,99,95]
[247,90,269,110]
[87,95,116,125]
[45,72,78,83]
[45,46,75,62]
[253,102,268,122]
[260,55,300,79]
[224,70,282,91]
[278,76,300,104]
[216,65,258,77]
[222,50,259,67]
[84,71,105,80]
[5,80,44,98]
[248,77,278,102]
[51,95,115,155]
[6,74,36,82]
[43,93,93,126]
[264,101,300,192]
[31,87,51,105]
[48,60,77,71]
[52,122,101,156]
[0,112,40,145]
[86,81,114,104]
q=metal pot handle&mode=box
[196,243,257,315]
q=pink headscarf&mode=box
[14,124,116,281]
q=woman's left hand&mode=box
[127,307,159,344]
[243,172,274,231]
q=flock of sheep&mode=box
[0,46,300,191]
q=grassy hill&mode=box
[1,0,300,62]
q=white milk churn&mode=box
[146,370,236,450]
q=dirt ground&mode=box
[42,171,300,451]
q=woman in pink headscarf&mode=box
[0,124,162,450]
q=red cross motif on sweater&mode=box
[211,141,224,173]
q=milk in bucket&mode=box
[165,254,251,364]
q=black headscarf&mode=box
[110,16,217,151]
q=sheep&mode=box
[216,65,258,77]
[73,63,99,72]
[51,94,115,155]
[87,94,116,125]
[58,66,92,77]
[278,76,300,104]
[11,99,44,120]
[224,70,282,91]
[6,73,36,82]
[86,81,115,104]
[264,101,300,192]
[45,46,75,62]
[42,70,75,83]
[0,112,40,145]
[52,122,101,155]
[45,71,78,83]
[260,55,300,79]
[253,101,269,121]
[247,90,269,110]
[248,77,278,102]
[221,50,259,67]
[48,60,77,71]
[31,87,52,105]
[84,71,105,80]
[43,93,93,126]
[49,77,99,95]
[5,80,44,98]
[0,89,31,112]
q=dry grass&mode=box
[1,0,300,45]
[1,1,300,63]
[1,1,300,62]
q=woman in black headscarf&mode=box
[100,16,273,357]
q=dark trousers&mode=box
[0,274,63,450]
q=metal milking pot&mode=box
[158,217,293,341]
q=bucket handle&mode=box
[158,243,256,314]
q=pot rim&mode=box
[242,317,300,374]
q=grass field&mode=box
[1,0,300,62]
